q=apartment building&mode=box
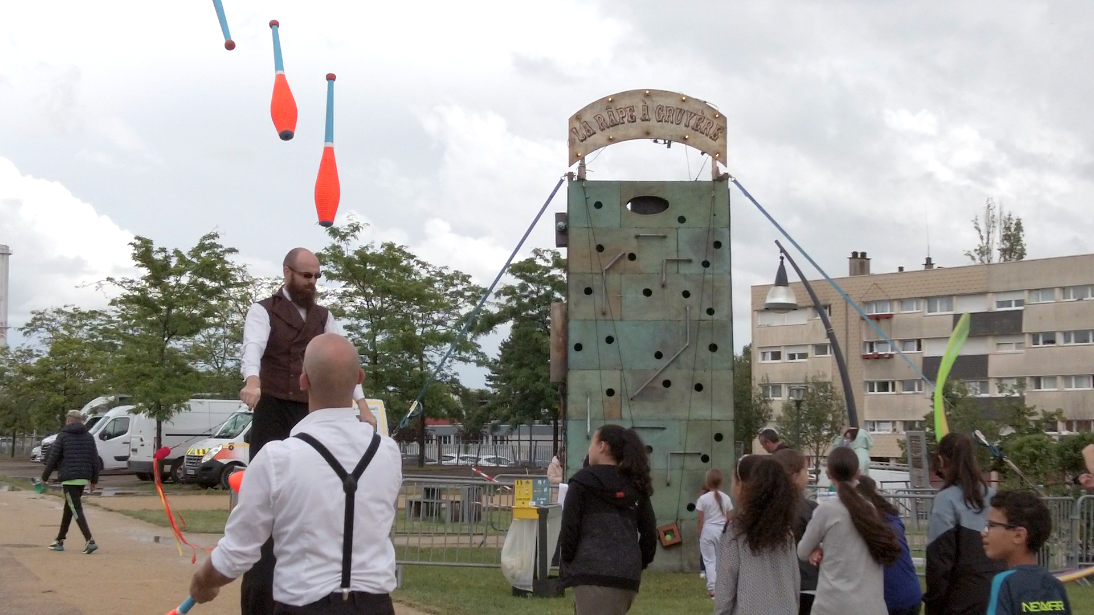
[751,252,1094,460]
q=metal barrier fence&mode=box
[391,477,1094,574]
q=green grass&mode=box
[116,509,230,534]
[393,566,1094,615]
[394,566,713,615]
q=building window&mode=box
[759,348,782,362]
[1063,285,1094,301]
[900,298,922,313]
[1030,376,1057,391]
[995,336,1025,353]
[965,380,989,396]
[864,300,893,315]
[1031,332,1057,347]
[1063,375,1094,390]
[927,296,954,314]
[865,380,896,394]
[786,346,808,361]
[811,305,832,319]
[996,378,1023,395]
[995,298,1025,310]
[1065,420,1094,433]
[899,339,922,352]
[1062,330,1093,345]
[813,343,830,356]
[761,384,784,399]
[865,420,893,434]
[863,340,893,354]
[1028,288,1055,304]
[924,338,949,357]
[903,420,926,431]
[901,380,924,393]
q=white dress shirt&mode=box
[241,288,364,401]
[210,408,402,606]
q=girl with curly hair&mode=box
[714,455,801,614]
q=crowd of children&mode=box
[557,427,1073,615]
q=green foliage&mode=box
[478,249,566,432]
[732,344,769,449]
[1058,433,1094,475]
[775,375,845,466]
[965,197,1026,264]
[319,219,487,424]
[102,232,241,438]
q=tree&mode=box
[998,210,1026,262]
[318,220,486,428]
[733,344,773,451]
[0,346,39,449]
[189,267,280,399]
[966,198,1026,264]
[19,306,117,429]
[966,198,999,264]
[102,232,240,448]
[775,376,845,472]
[479,249,566,433]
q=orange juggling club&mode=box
[268,20,297,140]
[314,73,339,227]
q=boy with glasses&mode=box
[981,491,1070,615]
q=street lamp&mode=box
[789,385,805,450]
[764,240,859,428]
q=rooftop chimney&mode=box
[849,250,871,276]
[898,266,905,272]
[924,256,934,270]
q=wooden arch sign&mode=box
[567,89,727,167]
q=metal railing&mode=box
[394,477,515,567]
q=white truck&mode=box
[127,399,243,482]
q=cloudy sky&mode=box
[2,2,1093,387]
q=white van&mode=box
[87,406,139,473]
[183,411,252,488]
[127,400,243,482]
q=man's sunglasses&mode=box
[288,267,322,280]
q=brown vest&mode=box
[258,290,330,403]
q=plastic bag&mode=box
[501,518,538,591]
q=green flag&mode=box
[934,312,971,440]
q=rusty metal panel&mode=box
[567,180,621,228]
[549,302,568,383]
[565,178,733,574]
[567,90,728,166]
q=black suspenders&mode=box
[293,431,382,601]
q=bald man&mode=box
[239,248,376,614]
[192,334,402,614]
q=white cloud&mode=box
[0,157,134,339]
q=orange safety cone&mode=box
[314,74,339,227]
[268,20,297,140]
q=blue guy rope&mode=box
[730,178,936,387]
[396,176,567,432]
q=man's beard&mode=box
[289,282,316,309]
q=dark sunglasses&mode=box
[288,267,322,280]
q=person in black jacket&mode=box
[774,449,819,615]
[560,425,657,615]
[41,410,99,554]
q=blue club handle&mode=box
[176,597,195,614]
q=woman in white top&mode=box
[696,468,733,596]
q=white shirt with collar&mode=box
[241,288,365,401]
[210,408,402,606]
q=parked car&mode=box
[438,453,479,466]
[182,410,252,488]
[30,445,41,462]
[475,455,512,467]
[401,453,437,464]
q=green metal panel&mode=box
[565,178,733,573]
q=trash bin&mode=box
[502,477,563,598]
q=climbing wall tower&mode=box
[557,90,733,572]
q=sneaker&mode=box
[48,540,64,551]
[82,541,98,555]
[699,571,706,580]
